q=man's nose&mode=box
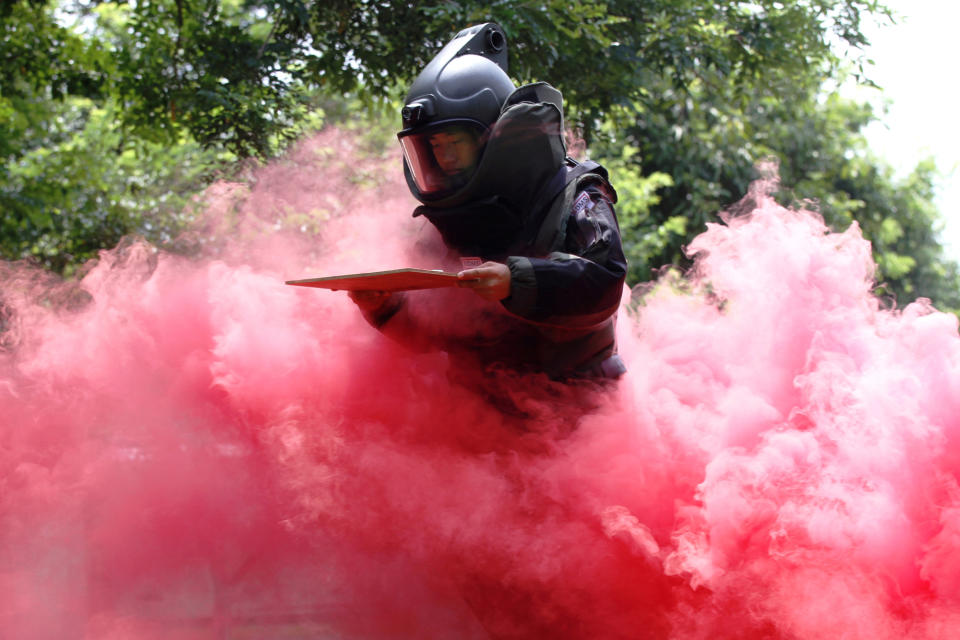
[439,146,456,162]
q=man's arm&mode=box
[500,188,627,328]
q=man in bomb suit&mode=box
[352,23,627,380]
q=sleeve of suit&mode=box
[501,187,627,329]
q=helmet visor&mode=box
[398,121,486,196]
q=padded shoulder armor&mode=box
[531,160,617,255]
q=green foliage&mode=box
[0,0,327,272]
[281,0,889,140]
[595,58,960,311]
[0,1,109,107]
[90,0,316,157]
[597,143,676,280]
[0,94,227,274]
[7,0,886,158]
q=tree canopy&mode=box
[2,0,958,313]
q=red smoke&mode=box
[2,129,959,639]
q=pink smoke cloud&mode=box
[1,128,959,639]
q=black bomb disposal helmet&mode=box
[398,23,515,201]
[399,23,570,256]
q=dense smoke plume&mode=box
[1,129,959,639]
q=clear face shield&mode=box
[398,121,487,196]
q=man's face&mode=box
[429,128,480,176]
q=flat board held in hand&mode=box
[285,268,460,292]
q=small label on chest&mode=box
[572,191,592,216]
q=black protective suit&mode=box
[366,87,627,379]
[365,24,627,379]
[363,187,626,378]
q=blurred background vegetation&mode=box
[3,0,958,314]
